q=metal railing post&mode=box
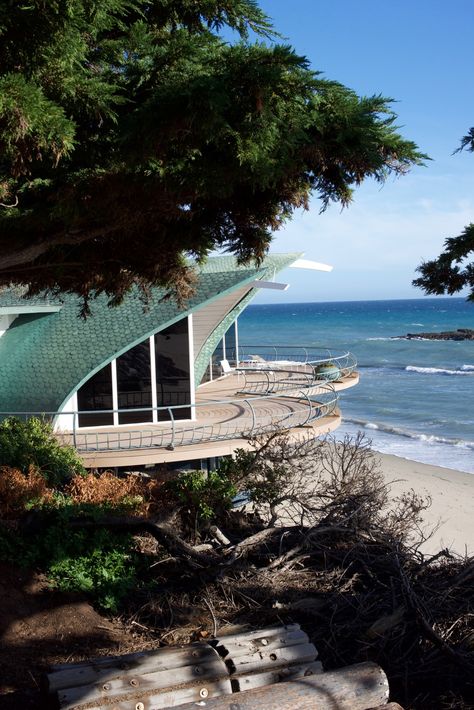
[72,411,77,449]
[167,408,175,450]
[245,399,256,435]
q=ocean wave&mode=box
[343,418,474,450]
[366,337,393,341]
[405,365,474,376]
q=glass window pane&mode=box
[116,340,153,424]
[155,318,191,420]
[77,364,114,427]
[225,324,236,364]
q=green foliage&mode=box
[0,512,141,613]
[166,469,237,521]
[218,446,289,510]
[414,220,474,301]
[0,417,85,486]
[48,535,139,613]
[415,128,474,301]
[0,1,424,307]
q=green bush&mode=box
[0,514,141,612]
[0,416,85,486]
[165,470,237,521]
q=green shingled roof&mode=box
[0,253,300,414]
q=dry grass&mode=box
[0,465,52,518]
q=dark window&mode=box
[225,323,237,364]
[117,340,153,424]
[155,318,191,420]
[77,364,113,427]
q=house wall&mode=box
[0,314,16,338]
[194,287,260,386]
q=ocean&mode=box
[238,297,474,474]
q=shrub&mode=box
[0,465,53,518]
[66,471,147,514]
[0,416,85,486]
[0,513,142,613]
[165,470,237,522]
[48,531,140,613]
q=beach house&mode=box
[0,253,358,469]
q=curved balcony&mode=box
[64,382,337,453]
[0,376,340,467]
[223,345,358,392]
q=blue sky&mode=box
[243,0,474,303]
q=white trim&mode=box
[188,314,196,420]
[249,279,289,290]
[0,314,17,338]
[0,305,62,315]
[53,392,77,432]
[289,258,333,272]
[149,334,158,423]
[234,318,239,366]
[111,359,119,426]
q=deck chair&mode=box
[220,359,233,375]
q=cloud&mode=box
[257,176,474,302]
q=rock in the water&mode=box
[395,329,474,341]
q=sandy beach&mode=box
[376,451,474,556]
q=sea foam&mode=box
[405,365,474,376]
[344,418,474,450]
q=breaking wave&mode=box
[343,418,474,450]
[405,365,474,376]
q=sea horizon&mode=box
[239,296,474,474]
[254,295,469,306]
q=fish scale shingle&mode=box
[0,254,301,414]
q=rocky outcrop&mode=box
[395,329,474,341]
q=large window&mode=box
[75,317,192,427]
[155,318,191,420]
[117,340,153,424]
[77,364,114,427]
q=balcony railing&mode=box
[0,382,338,454]
[228,345,357,379]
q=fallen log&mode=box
[45,624,320,710]
[173,662,389,710]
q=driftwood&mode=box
[44,625,395,710]
[45,624,322,710]
[169,662,389,710]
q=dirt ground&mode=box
[0,563,153,709]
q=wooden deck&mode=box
[62,370,351,468]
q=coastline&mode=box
[375,451,474,556]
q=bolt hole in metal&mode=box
[200,688,209,698]
[136,703,145,710]
[269,653,277,661]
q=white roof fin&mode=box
[289,258,333,272]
